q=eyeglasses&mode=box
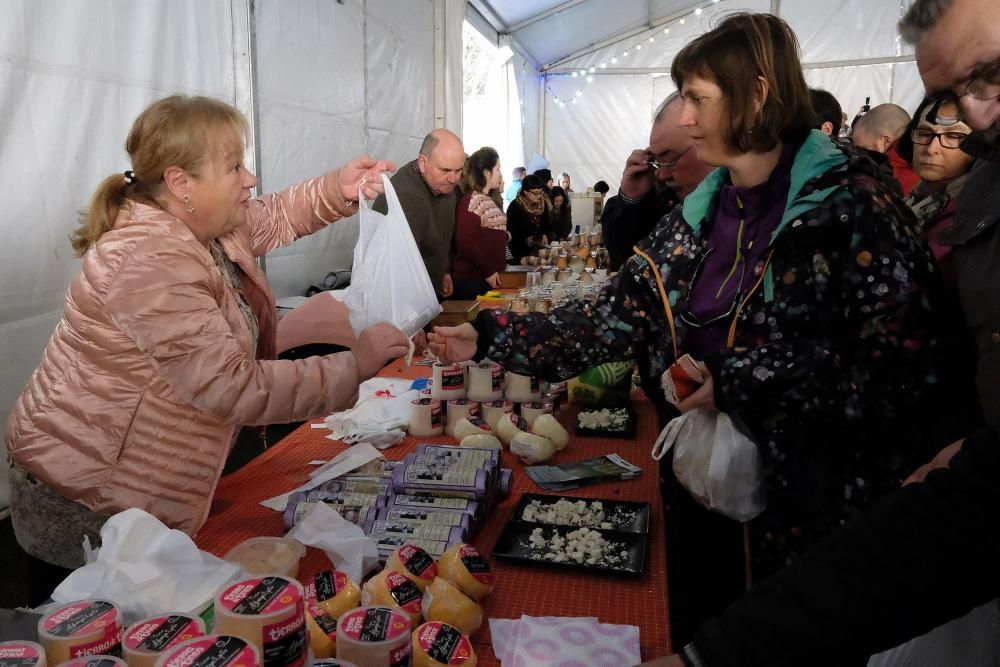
[910,127,969,149]
[648,144,693,170]
[926,61,1000,125]
[960,61,1000,102]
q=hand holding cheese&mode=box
[353,323,411,380]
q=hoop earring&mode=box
[182,193,194,214]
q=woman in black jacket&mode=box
[505,174,552,261]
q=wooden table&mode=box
[195,360,671,664]
[499,265,532,289]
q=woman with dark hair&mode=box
[897,97,976,287]
[431,12,947,633]
[549,185,572,240]
[505,174,551,261]
[450,146,506,300]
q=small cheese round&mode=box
[305,603,338,659]
[309,570,361,619]
[437,544,494,600]
[386,544,439,591]
[452,417,492,442]
[531,414,569,450]
[361,570,424,627]
[412,622,477,667]
[495,413,528,447]
[459,434,502,450]
[510,431,556,464]
[421,578,482,637]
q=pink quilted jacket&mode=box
[6,173,361,534]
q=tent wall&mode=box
[0,0,462,513]
[539,0,921,190]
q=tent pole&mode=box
[539,72,546,159]
[434,0,446,128]
[230,0,264,270]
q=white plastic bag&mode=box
[336,173,441,338]
[652,409,766,521]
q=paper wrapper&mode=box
[41,508,242,626]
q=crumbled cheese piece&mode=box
[520,498,637,530]
[520,525,629,569]
[577,407,630,431]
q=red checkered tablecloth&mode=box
[195,359,671,664]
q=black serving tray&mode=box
[491,522,647,576]
[511,493,650,533]
[574,404,636,438]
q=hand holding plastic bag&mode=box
[335,173,441,338]
[652,408,766,522]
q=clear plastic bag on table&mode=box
[652,408,766,522]
[335,173,441,338]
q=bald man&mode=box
[602,92,713,268]
[852,103,919,195]
[375,129,464,297]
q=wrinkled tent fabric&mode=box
[0,0,920,514]
[0,0,464,514]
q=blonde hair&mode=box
[71,95,248,256]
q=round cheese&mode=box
[336,607,411,667]
[38,600,124,666]
[411,623,476,667]
[510,431,556,464]
[386,545,439,592]
[458,434,501,450]
[495,413,528,447]
[420,579,482,637]
[152,636,259,667]
[530,414,569,450]
[307,571,361,620]
[212,576,306,667]
[0,641,47,667]
[451,418,491,443]
[361,570,424,627]
[54,657,127,667]
[123,615,205,667]
[437,544,494,601]
[305,603,338,659]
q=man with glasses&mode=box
[602,92,713,267]
[642,1,1000,664]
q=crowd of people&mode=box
[4,0,1000,665]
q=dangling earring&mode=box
[182,193,194,214]
[747,122,755,136]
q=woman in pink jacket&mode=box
[5,95,410,570]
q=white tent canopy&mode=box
[0,0,922,513]
[468,0,922,189]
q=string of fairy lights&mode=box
[546,0,722,107]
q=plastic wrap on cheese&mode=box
[420,578,482,637]
[437,544,494,601]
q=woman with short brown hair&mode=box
[431,12,953,635]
